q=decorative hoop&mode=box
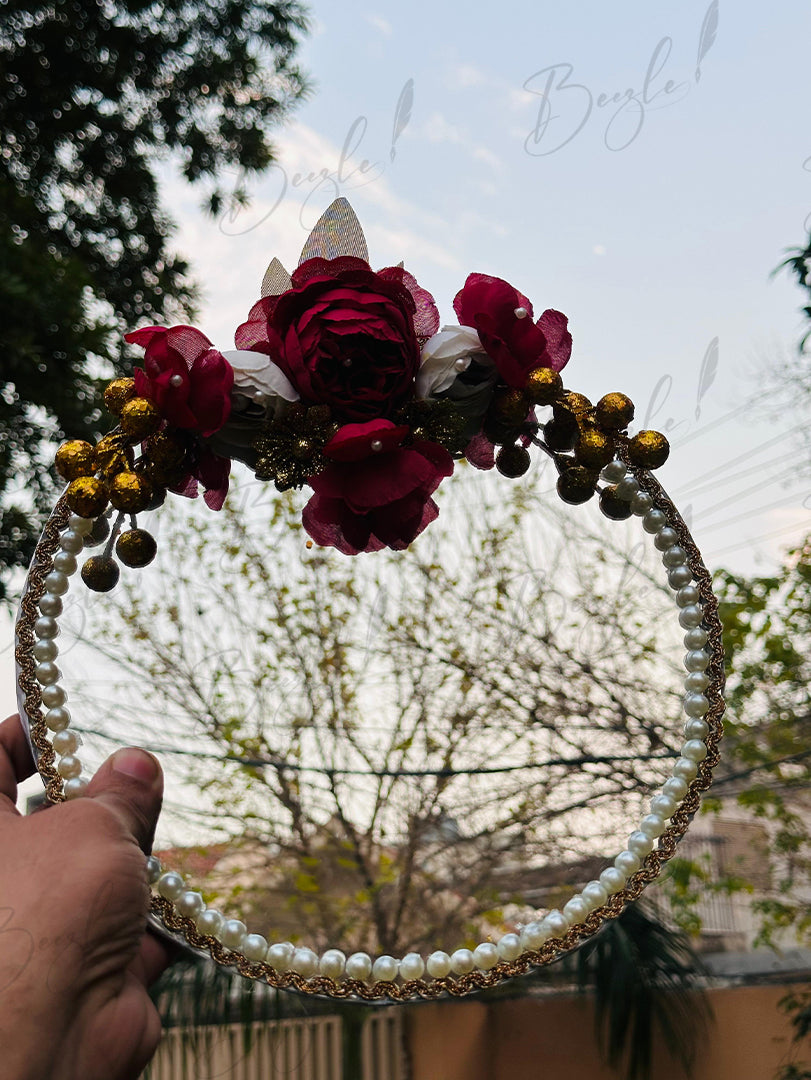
[14,200,724,1000]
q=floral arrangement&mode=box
[53,200,669,590]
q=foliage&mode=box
[0,0,309,596]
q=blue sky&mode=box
[160,0,811,574]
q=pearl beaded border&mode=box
[15,457,724,999]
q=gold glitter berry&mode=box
[575,428,615,469]
[108,470,154,513]
[627,430,670,469]
[103,378,137,416]
[525,367,563,405]
[119,397,162,439]
[495,444,531,478]
[81,555,120,592]
[55,440,97,481]
[116,529,158,568]
[595,392,635,431]
[65,476,109,518]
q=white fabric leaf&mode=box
[416,325,489,398]
[221,350,299,402]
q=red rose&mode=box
[235,257,439,422]
[302,419,454,554]
[126,325,234,437]
[453,274,572,388]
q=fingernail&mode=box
[112,748,160,787]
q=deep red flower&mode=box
[126,325,234,437]
[235,257,439,422]
[453,274,571,388]
[171,444,231,511]
[302,419,454,554]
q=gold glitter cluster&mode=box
[396,399,469,455]
[252,404,339,491]
[53,378,189,591]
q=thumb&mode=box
[86,748,164,854]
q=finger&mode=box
[0,714,36,809]
[86,747,164,854]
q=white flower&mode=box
[416,326,490,398]
[221,349,299,412]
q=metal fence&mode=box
[144,1010,404,1080]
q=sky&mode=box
[4,0,811,805]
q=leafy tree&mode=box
[0,0,309,596]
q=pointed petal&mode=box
[299,198,370,265]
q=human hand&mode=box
[0,713,169,1080]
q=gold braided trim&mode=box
[14,465,724,1001]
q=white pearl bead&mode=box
[678,604,704,629]
[57,754,82,779]
[35,661,61,685]
[170,373,184,387]
[662,776,689,801]
[630,491,654,515]
[684,671,709,693]
[673,757,699,781]
[542,910,569,938]
[614,850,641,875]
[242,934,269,961]
[345,952,373,980]
[41,684,66,709]
[450,948,475,975]
[176,891,206,919]
[496,933,521,961]
[599,867,627,894]
[682,739,708,763]
[654,527,679,550]
[640,814,666,838]
[69,515,94,536]
[615,476,640,500]
[581,881,609,909]
[53,551,77,575]
[146,856,162,883]
[514,306,529,319]
[52,729,81,755]
[399,952,425,980]
[157,872,185,901]
[267,942,294,971]
[45,706,70,731]
[372,955,399,982]
[684,692,709,717]
[454,357,468,371]
[676,585,701,607]
[562,896,590,923]
[668,565,693,589]
[34,615,59,639]
[60,529,85,553]
[43,571,69,595]
[63,777,88,799]
[219,919,248,951]
[196,909,223,937]
[662,546,688,569]
[628,831,654,857]
[472,943,499,970]
[684,717,710,740]
[520,922,549,949]
[684,649,709,672]
[33,638,58,661]
[650,793,678,817]
[370,439,384,452]
[684,626,709,649]
[38,594,63,618]
[426,951,452,978]
[291,947,318,977]
[601,460,627,483]
[643,509,667,533]
[320,949,347,979]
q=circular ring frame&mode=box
[15,452,724,1002]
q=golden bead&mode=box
[495,444,532,478]
[108,470,153,513]
[93,434,134,479]
[116,529,158,568]
[575,428,615,469]
[103,378,137,415]
[600,486,633,520]
[489,388,531,427]
[561,392,592,416]
[81,556,120,592]
[627,430,670,469]
[544,417,577,452]
[525,367,563,405]
[142,430,186,468]
[66,476,109,519]
[119,397,162,439]
[55,440,97,481]
[595,392,635,431]
[557,466,597,504]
